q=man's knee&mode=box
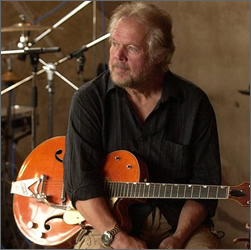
[183,226,220,249]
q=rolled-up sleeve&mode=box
[63,84,105,208]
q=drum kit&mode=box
[1,2,110,170]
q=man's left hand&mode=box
[158,235,183,249]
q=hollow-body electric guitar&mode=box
[11,136,250,248]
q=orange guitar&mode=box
[11,136,250,248]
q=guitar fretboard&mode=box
[105,182,229,200]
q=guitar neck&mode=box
[105,182,229,200]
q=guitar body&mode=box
[12,136,81,248]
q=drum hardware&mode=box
[1,70,21,83]
[1,1,109,149]
[1,48,60,149]
[1,62,23,178]
[1,19,52,32]
[1,105,32,140]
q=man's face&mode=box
[109,18,153,88]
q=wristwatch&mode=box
[101,225,121,246]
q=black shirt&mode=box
[63,70,221,230]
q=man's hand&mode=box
[158,235,183,249]
[111,231,148,249]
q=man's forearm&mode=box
[75,197,148,249]
[76,197,118,234]
[172,200,209,244]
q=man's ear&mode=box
[153,49,169,64]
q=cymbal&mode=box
[1,70,21,83]
[1,22,51,32]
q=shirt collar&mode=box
[160,70,183,104]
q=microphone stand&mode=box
[1,33,110,96]
[29,53,39,149]
[43,63,56,138]
[76,54,86,83]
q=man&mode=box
[63,2,221,249]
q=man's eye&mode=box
[128,46,138,53]
[112,42,119,48]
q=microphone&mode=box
[68,45,88,59]
[24,47,61,54]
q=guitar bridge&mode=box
[11,175,46,199]
[11,175,70,210]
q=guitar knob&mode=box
[126,164,132,169]
[38,232,45,239]
[114,156,120,161]
[27,221,36,229]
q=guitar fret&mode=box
[207,185,210,198]
[119,182,123,197]
[113,182,117,197]
[117,182,120,197]
[122,183,126,197]
[139,182,143,197]
[178,184,185,198]
[130,183,133,197]
[126,182,129,198]
[209,186,217,198]
[130,183,134,197]
[142,182,146,198]
[158,184,161,198]
[163,184,167,198]
[185,185,192,198]
[150,184,154,198]
[132,183,137,197]
[170,184,173,197]
[134,183,139,197]
[172,184,178,197]
[160,184,165,198]
[218,186,228,199]
[155,184,159,198]
[109,182,113,197]
[166,185,172,198]
[199,186,201,198]
[201,185,209,198]
[191,185,194,198]
[193,185,200,198]
[115,182,119,197]
[147,183,150,198]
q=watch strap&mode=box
[108,225,121,237]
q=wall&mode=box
[153,2,250,248]
[1,1,250,249]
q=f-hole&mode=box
[55,149,63,163]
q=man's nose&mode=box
[115,47,126,61]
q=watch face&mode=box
[101,232,113,246]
